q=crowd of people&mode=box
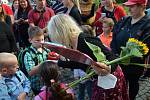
[0,0,150,100]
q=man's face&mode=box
[36,0,46,9]
[101,0,113,7]
[128,4,144,19]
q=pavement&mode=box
[136,77,150,100]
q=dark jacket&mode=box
[0,21,17,53]
[58,32,117,73]
[111,15,150,76]
[69,5,82,25]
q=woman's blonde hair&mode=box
[48,14,82,48]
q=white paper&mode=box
[97,74,117,89]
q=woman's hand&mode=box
[92,62,111,76]
[15,18,24,24]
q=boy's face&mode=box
[1,57,19,78]
[102,23,112,33]
[30,35,44,48]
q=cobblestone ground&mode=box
[59,67,90,100]
[136,77,150,100]
[59,67,75,83]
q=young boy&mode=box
[99,18,114,49]
[0,52,30,100]
[23,26,50,95]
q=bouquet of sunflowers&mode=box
[66,38,149,89]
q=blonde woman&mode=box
[48,14,129,100]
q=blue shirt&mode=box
[0,77,11,100]
[3,70,31,100]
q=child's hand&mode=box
[17,92,27,100]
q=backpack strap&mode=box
[18,49,30,77]
[15,71,25,86]
[15,74,22,82]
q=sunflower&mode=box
[128,38,149,55]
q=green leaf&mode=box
[85,41,106,62]
[120,47,128,57]
[130,48,143,57]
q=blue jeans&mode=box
[78,80,93,100]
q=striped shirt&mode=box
[49,0,67,14]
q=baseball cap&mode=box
[123,0,148,6]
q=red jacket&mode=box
[93,4,126,35]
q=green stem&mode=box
[60,71,95,93]
[106,55,132,65]
[68,71,95,88]
[64,54,132,91]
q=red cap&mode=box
[123,0,148,6]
